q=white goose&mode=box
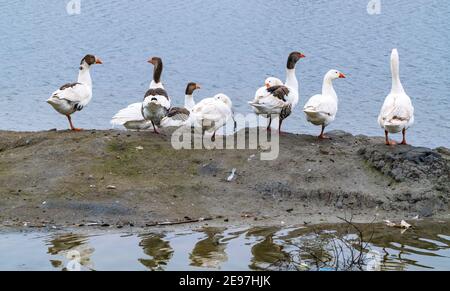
[250,77,284,104]
[47,54,102,131]
[249,51,305,131]
[111,57,171,133]
[303,70,346,139]
[160,82,201,128]
[378,49,414,145]
[187,93,233,141]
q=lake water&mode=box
[0,222,449,271]
[0,0,449,147]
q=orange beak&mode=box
[299,53,306,58]
[147,58,154,64]
[265,83,271,88]
[339,73,346,78]
[196,84,201,89]
[95,58,103,64]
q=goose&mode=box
[251,77,284,104]
[47,54,102,131]
[110,103,153,130]
[378,49,414,145]
[249,52,305,132]
[187,93,233,141]
[111,57,170,133]
[303,70,346,139]
[160,82,201,128]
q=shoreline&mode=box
[0,128,448,231]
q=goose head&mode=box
[325,70,346,80]
[147,57,163,83]
[186,82,201,95]
[264,77,283,88]
[79,54,102,70]
[214,94,232,108]
[147,56,162,66]
[287,51,306,69]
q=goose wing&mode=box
[52,83,91,109]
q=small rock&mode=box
[227,168,237,182]
[135,146,144,150]
[106,185,117,190]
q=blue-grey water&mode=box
[0,222,449,271]
[0,0,449,147]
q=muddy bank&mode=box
[0,128,448,230]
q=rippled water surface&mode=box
[0,0,449,147]
[0,222,449,271]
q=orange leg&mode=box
[66,115,82,131]
[385,130,396,146]
[400,128,408,145]
[278,118,287,134]
[151,121,160,134]
[319,125,330,140]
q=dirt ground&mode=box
[0,128,448,230]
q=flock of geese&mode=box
[47,49,414,145]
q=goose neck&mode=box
[78,67,92,87]
[185,94,195,110]
[285,68,298,89]
[322,76,337,97]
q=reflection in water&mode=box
[138,234,174,271]
[189,228,228,269]
[46,233,95,271]
[246,227,289,270]
[6,221,447,271]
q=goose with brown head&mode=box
[141,57,171,133]
[111,56,170,132]
[47,54,102,131]
[148,57,164,87]
[249,51,305,132]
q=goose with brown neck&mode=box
[141,56,171,133]
[249,51,305,132]
[148,57,164,89]
[378,49,415,145]
[47,54,102,131]
[110,56,170,131]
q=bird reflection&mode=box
[138,234,174,271]
[46,233,94,271]
[246,227,289,270]
[189,228,228,269]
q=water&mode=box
[0,222,449,271]
[0,0,449,147]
